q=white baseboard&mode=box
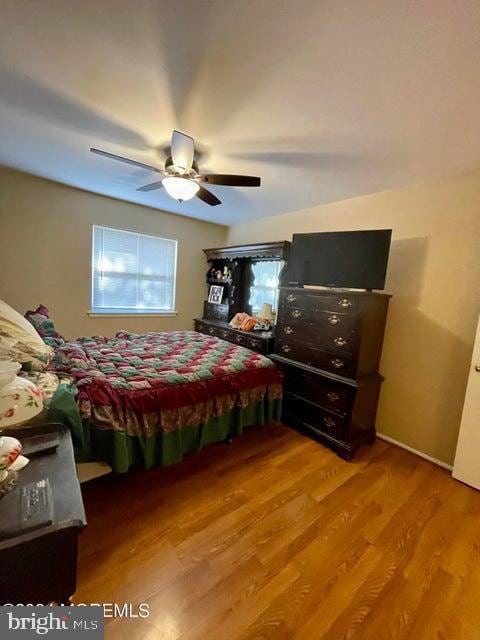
[376,433,453,471]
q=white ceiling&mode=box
[0,0,479,225]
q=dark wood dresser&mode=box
[194,241,291,355]
[271,287,391,460]
[0,423,86,604]
[194,318,274,355]
[201,241,290,321]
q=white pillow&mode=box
[0,299,52,357]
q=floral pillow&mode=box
[20,371,60,409]
[24,305,65,344]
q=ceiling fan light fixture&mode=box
[91,131,260,207]
[162,176,199,202]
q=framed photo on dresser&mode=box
[208,285,224,304]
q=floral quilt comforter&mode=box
[48,330,282,437]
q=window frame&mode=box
[89,224,178,317]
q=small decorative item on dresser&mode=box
[208,285,224,304]
[0,432,27,497]
[229,312,247,329]
[257,303,275,328]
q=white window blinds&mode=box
[91,225,177,313]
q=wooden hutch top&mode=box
[203,241,291,262]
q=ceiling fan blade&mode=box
[170,130,194,173]
[195,185,221,206]
[90,148,163,173]
[198,174,261,187]
[136,181,164,192]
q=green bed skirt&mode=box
[47,383,281,473]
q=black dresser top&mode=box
[280,286,392,299]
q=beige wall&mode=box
[0,167,227,338]
[228,169,480,465]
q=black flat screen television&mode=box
[288,229,392,290]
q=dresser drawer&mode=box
[282,367,352,415]
[195,320,271,354]
[196,320,222,338]
[320,332,356,355]
[316,293,358,313]
[203,301,229,322]
[276,339,356,377]
[199,324,261,351]
[283,392,347,440]
[232,333,262,351]
[281,306,359,331]
[199,323,226,340]
[280,290,359,314]
[206,324,220,337]
[277,320,356,355]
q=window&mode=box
[91,225,177,314]
[249,260,282,315]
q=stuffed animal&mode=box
[229,312,250,329]
[229,312,258,331]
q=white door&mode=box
[453,314,480,489]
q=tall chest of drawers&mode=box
[271,287,391,460]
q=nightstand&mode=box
[0,423,86,604]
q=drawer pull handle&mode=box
[221,331,229,338]
[328,315,340,325]
[323,417,336,429]
[286,294,296,303]
[282,344,292,353]
[327,391,340,402]
[284,326,294,335]
[339,298,352,309]
[334,337,347,347]
[209,328,215,335]
[236,336,243,343]
[331,358,345,369]
[291,310,302,318]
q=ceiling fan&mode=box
[90,130,261,206]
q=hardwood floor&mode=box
[75,423,480,639]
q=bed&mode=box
[0,301,282,472]
[39,330,282,472]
